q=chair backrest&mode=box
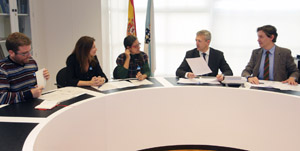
[56,67,67,88]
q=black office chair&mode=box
[56,67,67,88]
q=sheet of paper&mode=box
[199,77,220,84]
[37,87,86,108]
[222,76,247,84]
[35,101,59,110]
[0,104,9,108]
[111,81,135,89]
[246,80,300,92]
[35,68,46,88]
[96,81,136,91]
[129,79,153,86]
[97,83,118,91]
[186,57,212,75]
[177,77,219,84]
[177,78,201,84]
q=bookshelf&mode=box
[0,0,31,59]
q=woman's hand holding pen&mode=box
[31,86,44,98]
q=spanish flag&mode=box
[127,0,137,36]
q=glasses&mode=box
[132,43,141,48]
[15,50,32,56]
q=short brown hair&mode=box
[257,25,278,43]
[5,32,31,53]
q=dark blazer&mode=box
[176,48,233,78]
[66,54,108,86]
[242,45,299,81]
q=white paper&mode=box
[36,87,87,109]
[113,81,135,88]
[222,76,247,84]
[177,78,200,84]
[0,104,9,108]
[199,77,220,84]
[35,68,46,88]
[96,81,136,91]
[247,80,300,91]
[96,83,118,91]
[177,77,219,84]
[186,57,212,75]
[35,101,58,110]
[129,79,153,86]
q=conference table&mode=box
[0,77,299,151]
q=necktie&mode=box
[202,53,207,61]
[263,51,270,80]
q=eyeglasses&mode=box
[15,50,32,56]
[132,43,141,48]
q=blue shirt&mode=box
[258,45,275,80]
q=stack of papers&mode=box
[222,76,247,84]
[95,79,153,91]
[177,77,220,85]
[35,87,88,110]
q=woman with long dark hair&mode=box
[66,36,107,86]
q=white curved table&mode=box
[23,86,300,151]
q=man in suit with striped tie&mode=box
[242,25,299,85]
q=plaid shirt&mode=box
[116,52,149,78]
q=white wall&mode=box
[31,0,104,90]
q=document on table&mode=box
[35,68,46,88]
[186,57,212,75]
[222,76,247,84]
[96,81,136,91]
[245,80,300,91]
[129,79,153,86]
[177,77,219,84]
[35,87,87,110]
[0,104,9,108]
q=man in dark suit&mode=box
[242,25,299,85]
[176,30,233,81]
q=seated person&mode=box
[0,32,50,104]
[242,25,299,85]
[176,30,233,81]
[113,35,151,81]
[66,36,108,87]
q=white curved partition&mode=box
[24,87,300,151]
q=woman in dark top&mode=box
[66,36,108,86]
[113,35,150,80]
